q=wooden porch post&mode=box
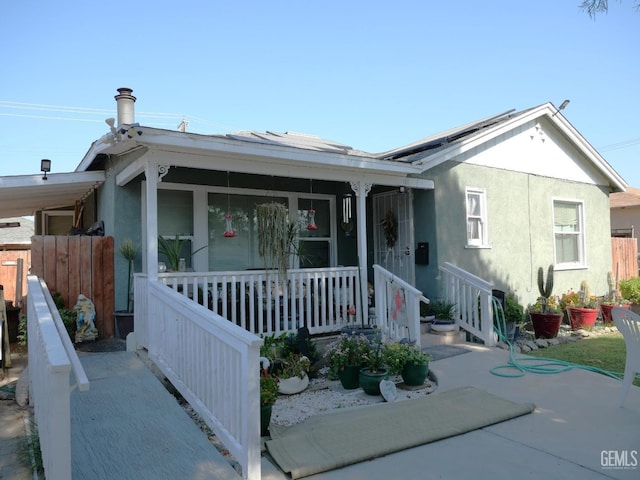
[351,180,372,326]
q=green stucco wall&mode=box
[413,161,613,308]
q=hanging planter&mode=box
[257,202,290,276]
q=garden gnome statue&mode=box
[74,294,98,343]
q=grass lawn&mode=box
[526,332,640,386]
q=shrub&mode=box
[620,277,640,304]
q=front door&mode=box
[372,190,414,284]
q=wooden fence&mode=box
[0,250,30,306]
[611,237,638,282]
[31,236,115,339]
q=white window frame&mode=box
[145,182,337,272]
[552,198,586,269]
[465,187,489,248]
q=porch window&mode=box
[297,198,331,268]
[465,187,488,247]
[208,193,287,271]
[553,200,585,267]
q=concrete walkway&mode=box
[3,342,639,479]
[262,344,640,480]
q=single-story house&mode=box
[2,88,627,338]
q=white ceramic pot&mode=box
[278,373,309,395]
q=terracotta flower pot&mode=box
[530,312,563,339]
[567,307,598,330]
[600,303,630,324]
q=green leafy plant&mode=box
[260,374,279,407]
[118,238,138,312]
[430,300,456,322]
[504,296,525,324]
[620,277,640,304]
[323,333,372,379]
[364,334,386,373]
[279,353,311,379]
[158,235,206,272]
[383,342,430,375]
[52,292,77,339]
[18,418,43,476]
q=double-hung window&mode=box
[553,200,585,267]
[466,187,488,247]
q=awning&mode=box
[0,171,105,218]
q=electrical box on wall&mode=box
[415,242,429,265]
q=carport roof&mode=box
[0,171,105,218]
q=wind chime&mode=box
[341,193,353,236]
[223,171,236,238]
[306,178,318,231]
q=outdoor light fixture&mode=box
[552,99,570,117]
[41,159,51,180]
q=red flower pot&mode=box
[567,307,598,330]
[530,312,563,339]
[600,304,630,324]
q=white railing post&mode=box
[438,263,496,346]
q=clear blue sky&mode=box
[1,1,638,187]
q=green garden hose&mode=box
[489,297,627,381]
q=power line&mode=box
[599,137,640,152]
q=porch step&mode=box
[420,323,466,348]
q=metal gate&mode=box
[372,190,414,284]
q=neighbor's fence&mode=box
[0,250,30,306]
[611,237,638,281]
[31,235,115,338]
[438,262,496,346]
[373,264,427,347]
[158,266,361,337]
[146,280,262,480]
[27,275,90,480]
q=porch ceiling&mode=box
[0,171,105,218]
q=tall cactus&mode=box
[537,265,554,298]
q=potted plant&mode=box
[601,271,631,324]
[561,280,599,330]
[358,334,389,395]
[620,277,640,315]
[260,373,279,437]
[277,353,311,394]
[158,234,207,272]
[502,295,525,343]
[323,333,372,389]
[384,341,431,386]
[429,300,457,332]
[528,265,564,339]
[114,238,138,339]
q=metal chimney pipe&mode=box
[114,87,136,126]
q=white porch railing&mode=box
[438,262,496,346]
[158,266,361,337]
[27,275,90,480]
[146,280,263,480]
[373,264,428,347]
